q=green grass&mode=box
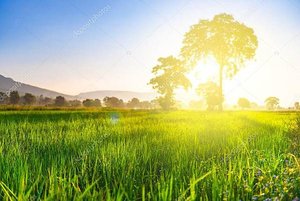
[0,110,299,200]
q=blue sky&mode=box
[1,0,300,106]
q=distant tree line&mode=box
[1,91,299,111]
[189,94,299,111]
[0,91,159,109]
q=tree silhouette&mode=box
[23,93,36,105]
[9,91,20,105]
[83,99,101,107]
[93,99,102,107]
[197,81,223,111]
[265,97,279,110]
[0,92,8,104]
[69,100,82,107]
[181,13,258,111]
[127,98,140,109]
[149,56,191,110]
[294,102,299,110]
[238,98,251,109]
[55,96,66,107]
[39,97,53,106]
[83,99,94,107]
[103,97,124,108]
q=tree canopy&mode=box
[9,91,20,105]
[149,56,191,110]
[238,98,251,109]
[181,13,258,110]
[265,97,279,110]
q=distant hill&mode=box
[0,74,74,99]
[77,90,157,101]
[0,74,157,101]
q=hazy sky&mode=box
[1,0,300,106]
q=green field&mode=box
[0,110,299,200]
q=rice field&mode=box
[0,110,299,200]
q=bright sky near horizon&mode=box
[1,0,300,107]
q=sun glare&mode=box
[176,58,220,106]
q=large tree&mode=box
[149,56,191,110]
[181,13,258,111]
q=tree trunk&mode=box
[218,65,223,111]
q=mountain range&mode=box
[0,74,156,101]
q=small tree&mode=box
[83,99,94,107]
[103,97,124,108]
[238,98,250,109]
[83,99,101,107]
[197,81,223,111]
[9,91,20,105]
[43,97,53,106]
[38,95,53,106]
[127,98,140,109]
[93,99,102,107]
[265,97,279,110]
[69,100,82,107]
[0,92,8,104]
[294,102,300,110]
[55,96,66,107]
[23,93,36,105]
[149,56,191,110]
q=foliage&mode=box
[69,100,82,107]
[9,91,20,105]
[265,97,280,110]
[139,101,153,109]
[38,96,53,106]
[197,81,223,111]
[0,92,8,104]
[103,97,124,108]
[83,99,101,107]
[238,97,251,109]
[295,102,300,110]
[127,98,140,109]
[149,56,191,110]
[23,93,36,105]
[55,96,67,107]
[181,13,258,110]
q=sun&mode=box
[175,58,220,106]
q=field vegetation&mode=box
[0,110,299,200]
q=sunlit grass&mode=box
[0,110,299,200]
